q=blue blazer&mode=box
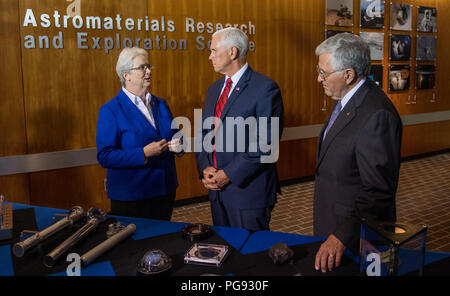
[96,89,178,201]
[196,67,284,210]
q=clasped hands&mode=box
[201,167,230,191]
[143,138,182,158]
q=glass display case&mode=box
[360,217,428,276]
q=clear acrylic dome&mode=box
[137,249,173,275]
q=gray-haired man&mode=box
[313,33,402,273]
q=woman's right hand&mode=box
[143,139,169,158]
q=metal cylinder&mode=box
[43,208,106,267]
[13,206,86,258]
[81,223,136,266]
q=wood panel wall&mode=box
[0,0,449,211]
[0,0,30,204]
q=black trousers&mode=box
[110,191,176,220]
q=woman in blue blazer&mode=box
[96,47,183,220]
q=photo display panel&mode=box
[390,3,412,31]
[360,0,385,29]
[326,0,354,27]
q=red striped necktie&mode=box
[213,78,233,168]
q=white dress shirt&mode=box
[122,87,156,128]
[218,63,249,101]
[340,79,366,110]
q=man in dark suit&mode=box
[313,33,402,272]
[195,27,284,232]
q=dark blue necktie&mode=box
[323,100,342,139]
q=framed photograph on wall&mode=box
[390,34,411,61]
[389,65,410,91]
[416,36,436,61]
[416,64,436,90]
[326,0,353,27]
[360,32,384,61]
[417,6,437,33]
[369,64,383,88]
[325,29,352,39]
[390,3,412,31]
[360,0,385,29]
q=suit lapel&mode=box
[317,102,356,168]
[316,116,329,162]
[219,67,252,120]
[149,97,160,135]
[117,90,158,136]
[316,81,370,169]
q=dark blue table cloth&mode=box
[1,203,449,276]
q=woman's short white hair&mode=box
[315,32,371,78]
[115,47,148,86]
[212,27,249,59]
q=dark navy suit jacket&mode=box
[314,79,402,253]
[196,66,284,210]
[96,89,178,201]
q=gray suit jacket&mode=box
[314,79,402,253]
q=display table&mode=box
[1,203,449,276]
